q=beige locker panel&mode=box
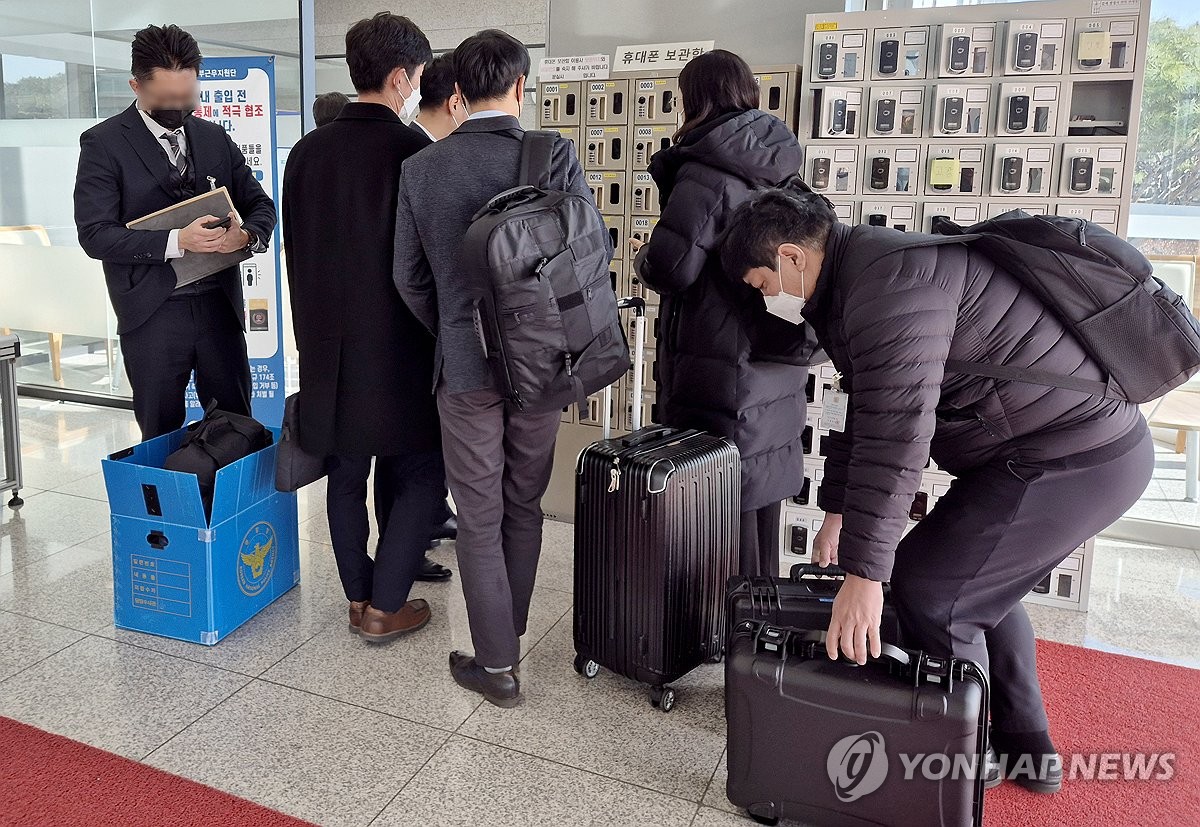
[633,75,682,124]
[583,124,631,170]
[584,79,630,125]
[586,170,628,215]
[604,214,626,259]
[1054,202,1121,235]
[753,65,800,129]
[556,127,581,156]
[632,124,674,170]
[922,201,983,233]
[628,214,661,245]
[630,170,661,215]
[609,258,627,298]
[539,81,582,127]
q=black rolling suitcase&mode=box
[573,297,741,712]
[726,620,988,827]
[726,563,903,647]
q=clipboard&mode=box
[126,186,252,288]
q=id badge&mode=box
[823,389,849,432]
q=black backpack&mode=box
[164,403,273,517]
[464,131,629,413]
[931,210,1200,403]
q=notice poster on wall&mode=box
[184,56,285,427]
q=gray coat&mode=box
[806,221,1143,582]
[394,115,600,393]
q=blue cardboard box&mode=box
[102,427,299,645]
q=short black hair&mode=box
[313,91,350,126]
[419,52,457,111]
[720,189,837,281]
[345,13,432,94]
[131,25,202,82]
[453,29,529,102]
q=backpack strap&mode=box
[943,359,1115,398]
[519,130,556,189]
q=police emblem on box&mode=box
[238,521,277,596]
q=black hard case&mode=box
[726,564,904,646]
[725,621,988,827]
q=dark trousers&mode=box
[325,450,446,612]
[437,387,561,669]
[890,429,1153,736]
[739,502,783,578]
[120,290,251,439]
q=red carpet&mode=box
[0,717,314,827]
[986,640,1199,827]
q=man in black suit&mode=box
[74,24,276,439]
[283,12,442,642]
[399,50,462,585]
[409,52,466,143]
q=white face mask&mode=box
[763,253,807,325]
[399,69,421,120]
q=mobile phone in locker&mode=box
[1002,156,1024,191]
[959,166,975,193]
[1008,95,1030,132]
[1071,156,1094,192]
[942,97,964,133]
[878,39,900,75]
[895,167,911,192]
[876,98,896,133]
[870,157,891,190]
[867,213,888,226]
[830,98,848,134]
[790,525,808,555]
[811,157,831,190]
[948,35,971,73]
[818,42,839,78]
[1015,32,1039,71]
[835,168,850,191]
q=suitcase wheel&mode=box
[573,654,600,680]
[649,686,676,713]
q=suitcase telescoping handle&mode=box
[602,297,648,440]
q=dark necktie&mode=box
[161,131,188,177]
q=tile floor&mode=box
[1,398,1199,826]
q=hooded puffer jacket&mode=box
[807,221,1143,582]
[634,109,811,512]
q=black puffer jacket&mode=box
[634,109,809,512]
[806,222,1143,582]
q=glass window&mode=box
[0,3,300,401]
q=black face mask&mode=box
[147,108,193,131]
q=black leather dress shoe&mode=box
[1001,752,1063,794]
[417,556,452,582]
[449,651,522,708]
[429,516,458,546]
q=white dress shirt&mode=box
[137,105,188,261]
[411,118,437,142]
[466,109,511,120]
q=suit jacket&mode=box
[73,103,277,335]
[393,115,604,394]
[281,102,440,457]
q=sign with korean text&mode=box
[614,41,715,72]
[186,56,284,427]
[538,54,611,82]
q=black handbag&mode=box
[274,392,327,493]
[163,402,273,517]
